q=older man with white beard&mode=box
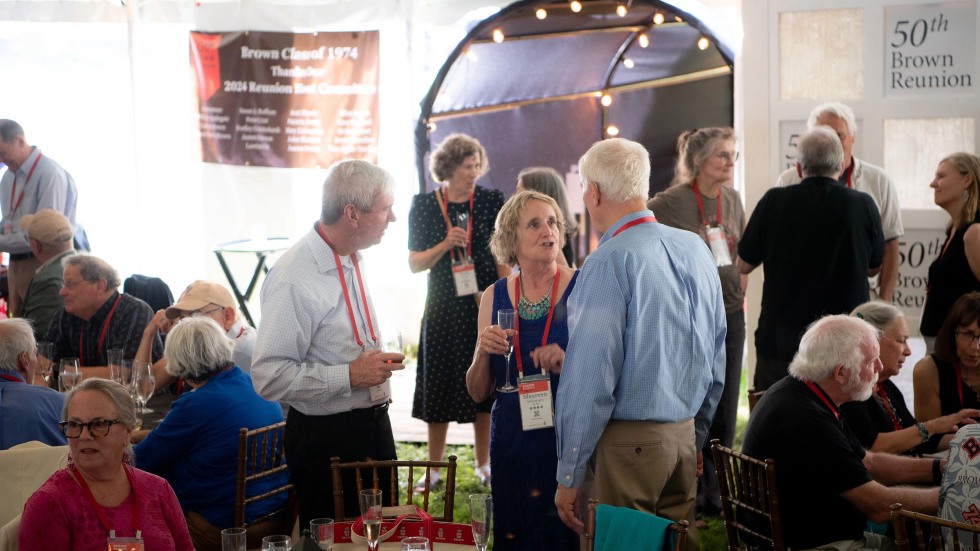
[742,315,943,550]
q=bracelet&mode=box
[933,458,943,485]
[916,422,930,443]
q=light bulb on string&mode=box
[653,12,664,25]
[616,4,627,17]
[601,94,613,107]
[622,57,635,69]
[606,125,620,136]
[492,29,505,43]
[570,1,582,13]
[697,36,710,50]
[466,48,478,62]
[638,33,649,48]
[536,8,547,19]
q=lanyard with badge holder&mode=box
[74,465,144,550]
[79,295,123,367]
[513,271,560,431]
[3,153,43,234]
[435,188,479,296]
[315,224,390,402]
[692,181,732,267]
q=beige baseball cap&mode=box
[19,209,73,245]
[165,280,236,319]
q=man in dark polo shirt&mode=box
[738,127,884,391]
[743,315,941,549]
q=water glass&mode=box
[59,358,81,393]
[383,331,403,353]
[359,489,383,551]
[36,342,55,384]
[260,535,291,551]
[401,536,430,550]
[310,518,334,550]
[469,493,492,551]
[221,527,246,551]
[107,348,124,383]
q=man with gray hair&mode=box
[251,159,405,527]
[0,318,66,449]
[777,102,903,302]
[743,314,941,549]
[554,138,726,547]
[19,208,76,339]
[738,127,884,391]
[46,254,162,374]
[0,119,87,317]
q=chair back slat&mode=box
[329,456,458,522]
[891,504,980,551]
[234,421,295,534]
[711,439,785,551]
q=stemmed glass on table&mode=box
[36,342,55,385]
[360,489,383,551]
[497,309,517,393]
[59,358,81,393]
[469,494,492,551]
[131,360,155,429]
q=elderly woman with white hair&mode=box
[133,317,286,551]
[841,301,979,456]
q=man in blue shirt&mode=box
[0,318,66,449]
[554,138,726,548]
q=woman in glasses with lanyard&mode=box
[19,378,193,551]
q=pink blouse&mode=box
[19,467,194,551]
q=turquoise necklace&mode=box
[518,279,551,320]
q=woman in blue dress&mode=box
[466,190,578,551]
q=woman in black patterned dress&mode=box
[409,134,510,486]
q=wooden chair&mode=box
[329,455,457,521]
[891,503,980,550]
[585,498,688,551]
[747,388,765,413]
[234,421,296,535]
[711,439,785,551]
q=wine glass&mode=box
[497,309,517,393]
[359,489,383,551]
[36,342,55,384]
[59,358,81,393]
[260,535,291,551]
[469,494,492,551]
[132,360,155,429]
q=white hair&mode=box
[164,317,234,383]
[578,138,650,202]
[807,102,858,136]
[789,315,880,383]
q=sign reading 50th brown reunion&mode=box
[190,30,380,168]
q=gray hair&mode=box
[790,315,880,383]
[429,134,490,183]
[517,166,577,234]
[65,378,138,431]
[672,127,736,186]
[851,301,905,334]
[320,160,395,225]
[807,102,858,136]
[164,317,234,383]
[64,254,121,290]
[797,127,845,178]
[0,318,36,373]
[578,138,650,202]
[0,119,25,142]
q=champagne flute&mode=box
[359,489,383,551]
[36,342,55,384]
[59,358,81,393]
[497,309,517,393]
[469,494,492,551]
[455,212,470,259]
[132,360,155,429]
[107,348,124,384]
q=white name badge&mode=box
[452,260,479,296]
[706,226,733,267]
[370,380,391,402]
[108,537,144,551]
[518,376,554,431]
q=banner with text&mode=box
[191,30,379,168]
[884,2,975,97]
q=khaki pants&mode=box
[585,418,698,551]
[8,256,40,318]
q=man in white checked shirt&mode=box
[554,139,726,550]
[251,159,405,528]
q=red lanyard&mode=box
[796,160,853,188]
[805,381,840,422]
[236,325,246,339]
[612,215,657,237]
[6,152,43,219]
[316,225,377,348]
[955,363,972,407]
[0,373,25,383]
[692,181,723,228]
[875,384,902,431]
[79,295,122,367]
[434,188,474,261]
[74,465,142,539]
[512,272,561,379]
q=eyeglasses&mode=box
[60,279,88,290]
[956,331,980,346]
[59,419,123,438]
[715,151,740,163]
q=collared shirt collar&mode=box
[597,209,657,247]
[13,146,41,176]
[35,249,75,273]
[307,225,363,275]
[0,371,27,382]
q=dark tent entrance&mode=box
[415,0,733,253]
